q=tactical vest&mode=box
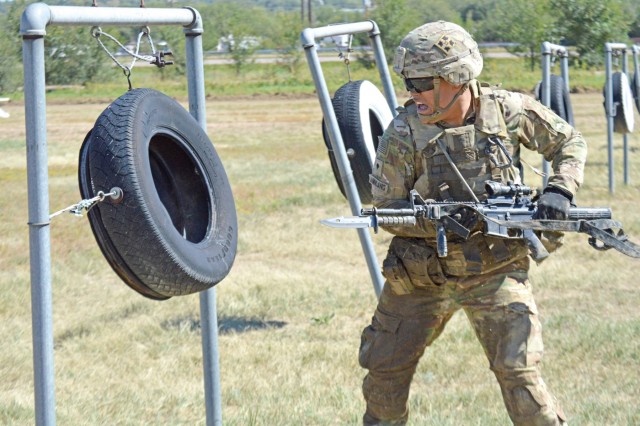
[397,82,529,276]
[405,82,521,202]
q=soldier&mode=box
[360,21,586,425]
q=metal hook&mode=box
[123,67,133,91]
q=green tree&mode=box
[369,0,422,63]
[264,11,306,75]
[0,1,23,94]
[409,0,462,27]
[200,2,269,75]
[551,0,631,67]
[489,0,557,71]
[44,26,115,86]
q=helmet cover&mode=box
[393,21,483,85]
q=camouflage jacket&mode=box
[369,80,587,273]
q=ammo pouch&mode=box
[438,233,530,277]
[382,237,447,295]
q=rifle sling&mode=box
[487,218,640,258]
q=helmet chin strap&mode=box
[419,78,469,124]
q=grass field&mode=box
[0,82,639,424]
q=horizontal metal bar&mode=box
[301,21,374,47]
[541,41,568,56]
[21,3,197,36]
[605,42,628,52]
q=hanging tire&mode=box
[534,74,573,125]
[321,80,393,205]
[603,72,635,134]
[79,88,237,300]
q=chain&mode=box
[335,34,354,81]
[49,187,123,220]
[91,26,172,90]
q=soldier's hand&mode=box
[534,187,572,220]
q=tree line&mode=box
[0,0,638,93]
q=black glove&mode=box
[534,187,572,220]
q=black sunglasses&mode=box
[403,77,435,93]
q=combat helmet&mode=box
[393,21,483,85]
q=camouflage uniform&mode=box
[360,21,586,425]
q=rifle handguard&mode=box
[568,208,611,220]
[376,216,417,227]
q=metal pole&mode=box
[559,53,574,127]
[368,21,399,115]
[302,22,387,297]
[22,32,56,426]
[21,3,195,28]
[540,42,552,187]
[604,42,628,193]
[605,46,615,193]
[541,42,574,187]
[183,11,223,425]
[622,51,629,186]
[560,56,570,93]
[633,45,640,186]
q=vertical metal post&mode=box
[541,42,573,187]
[301,21,394,297]
[540,42,555,187]
[22,32,57,426]
[560,56,570,94]
[368,22,399,115]
[559,54,574,127]
[604,43,628,193]
[622,51,630,186]
[184,12,223,425]
[633,45,640,186]
[605,46,615,193]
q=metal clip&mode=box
[485,136,513,169]
[152,50,174,68]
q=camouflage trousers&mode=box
[359,258,566,426]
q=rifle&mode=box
[321,181,640,261]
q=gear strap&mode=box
[485,217,640,258]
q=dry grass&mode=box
[0,91,639,425]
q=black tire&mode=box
[604,72,635,134]
[79,88,237,300]
[321,80,393,205]
[534,74,573,125]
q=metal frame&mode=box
[540,42,572,187]
[301,21,397,297]
[604,42,630,193]
[20,4,222,425]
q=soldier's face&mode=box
[410,79,465,124]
